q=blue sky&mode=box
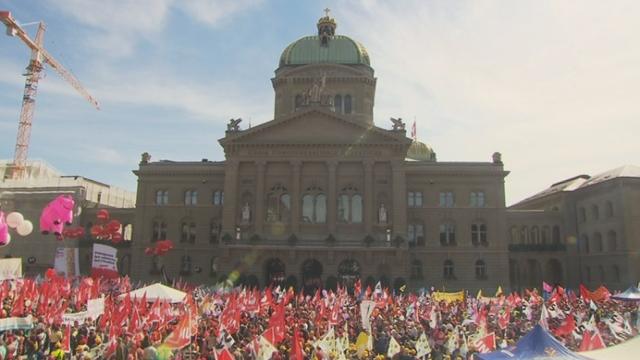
[1,0,639,205]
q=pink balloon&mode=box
[0,212,9,246]
[40,195,75,237]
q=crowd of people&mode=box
[0,273,637,360]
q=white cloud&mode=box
[337,0,640,204]
[49,0,263,58]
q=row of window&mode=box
[578,201,614,223]
[410,259,488,280]
[152,220,221,243]
[584,264,621,283]
[408,191,486,208]
[509,225,562,245]
[409,222,488,247]
[155,190,224,206]
[579,231,618,253]
[294,94,353,114]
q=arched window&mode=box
[612,265,620,282]
[155,190,169,205]
[150,255,160,274]
[541,226,550,244]
[152,220,167,242]
[302,186,326,223]
[338,185,362,224]
[443,260,455,279]
[520,226,529,244]
[530,226,539,244]
[579,207,586,222]
[294,94,303,110]
[344,95,352,114]
[475,260,487,279]
[266,184,290,223]
[552,226,561,244]
[212,190,224,205]
[411,259,423,279]
[440,222,456,246]
[585,266,591,282]
[209,221,220,244]
[180,221,196,243]
[591,205,599,221]
[471,222,487,246]
[605,201,614,218]
[180,255,192,275]
[184,189,197,205]
[593,232,603,252]
[607,231,617,251]
[581,234,590,253]
[334,94,342,113]
[510,226,519,244]
[597,265,605,283]
[408,223,424,246]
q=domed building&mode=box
[129,12,512,292]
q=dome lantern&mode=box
[317,8,337,46]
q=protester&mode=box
[0,274,637,360]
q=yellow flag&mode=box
[257,336,277,360]
[355,332,369,358]
[495,286,503,297]
[476,289,483,299]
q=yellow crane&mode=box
[0,11,99,179]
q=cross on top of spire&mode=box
[324,8,331,17]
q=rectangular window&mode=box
[470,191,485,207]
[439,192,454,207]
[408,191,423,208]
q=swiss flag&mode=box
[290,326,304,360]
[216,347,235,360]
[472,332,496,353]
[163,313,192,349]
[579,330,606,351]
[553,315,576,337]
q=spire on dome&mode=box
[317,8,337,46]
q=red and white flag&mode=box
[472,332,496,353]
[91,244,119,279]
[162,312,192,349]
[579,330,606,351]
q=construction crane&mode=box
[0,11,99,179]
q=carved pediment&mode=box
[220,108,410,147]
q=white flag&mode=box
[415,332,431,357]
[387,336,401,358]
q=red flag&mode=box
[216,347,236,360]
[62,325,71,353]
[553,315,576,337]
[498,310,510,330]
[290,326,304,360]
[328,301,340,326]
[220,295,241,334]
[267,302,286,344]
[543,281,553,293]
[11,293,24,317]
[579,330,606,351]
[472,332,496,353]
[163,313,192,349]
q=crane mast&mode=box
[0,11,99,179]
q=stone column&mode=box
[327,161,338,234]
[222,160,239,237]
[391,160,407,238]
[290,160,302,234]
[254,161,266,234]
[363,160,374,234]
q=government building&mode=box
[1,13,638,294]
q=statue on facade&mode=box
[390,117,405,131]
[241,202,251,222]
[379,203,388,224]
[304,73,326,104]
[140,152,151,165]
[492,152,503,164]
[227,118,242,132]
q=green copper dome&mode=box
[279,12,370,67]
[279,35,371,67]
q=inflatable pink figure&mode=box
[0,211,8,245]
[40,195,75,239]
